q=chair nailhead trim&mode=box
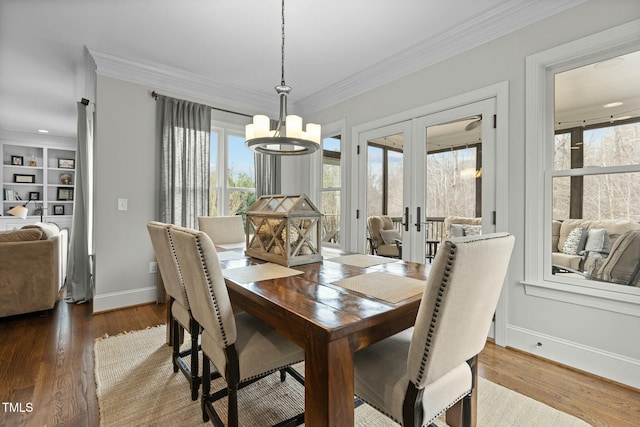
[415,242,457,385]
[194,232,230,347]
[167,229,191,307]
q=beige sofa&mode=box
[0,224,67,317]
[552,219,640,271]
[443,216,482,239]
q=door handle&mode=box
[414,207,421,232]
[402,207,409,232]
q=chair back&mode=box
[169,225,237,371]
[408,232,514,388]
[146,221,189,308]
[198,215,245,245]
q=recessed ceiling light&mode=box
[603,102,623,108]
[37,129,49,133]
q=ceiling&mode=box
[0,0,593,140]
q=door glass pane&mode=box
[425,117,482,242]
[366,133,404,258]
[367,145,383,216]
[387,150,403,217]
[322,136,341,245]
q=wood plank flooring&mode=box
[0,300,638,427]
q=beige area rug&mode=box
[332,271,426,303]
[327,253,399,268]
[222,262,303,284]
[94,326,591,427]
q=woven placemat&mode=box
[222,262,303,283]
[327,254,399,268]
[332,271,425,303]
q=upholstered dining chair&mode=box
[198,215,246,248]
[353,232,515,427]
[146,221,201,401]
[168,225,305,427]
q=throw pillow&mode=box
[577,229,589,255]
[449,224,465,238]
[462,224,482,236]
[562,227,584,255]
[380,229,402,245]
[0,228,43,242]
[584,228,611,254]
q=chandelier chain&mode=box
[281,0,286,86]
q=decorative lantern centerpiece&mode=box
[245,194,322,267]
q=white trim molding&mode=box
[524,19,640,314]
[508,325,640,389]
[93,286,157,313]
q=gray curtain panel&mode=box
[158,96,211,229]
[255,152,281,198]
[65,101,94,303]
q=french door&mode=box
[358,98,497,263]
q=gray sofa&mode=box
[0,223,67,317]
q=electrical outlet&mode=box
[149,261,157,274]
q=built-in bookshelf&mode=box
[1,142,76,230]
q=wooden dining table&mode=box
[215,248,474,427]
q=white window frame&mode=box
[523,19,640,317]
[211,120,256,216]
[313,119,347,249]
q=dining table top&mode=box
[215,247,433,427]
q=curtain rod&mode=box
[151,91,253,119]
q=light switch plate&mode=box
[117,198,128,211]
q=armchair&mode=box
[367,215,401,258]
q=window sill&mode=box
[522,278,640,317]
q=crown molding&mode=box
[88,0,586,117]
[294,0,587,115]
[88,48,277,117]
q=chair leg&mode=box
[202,354,211,423]
[226,344,240,427]
[190,319,201,401]
[402,381,424,427]
[171,317,180,373]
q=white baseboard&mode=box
[93,286,157,313]
[507,325,640,389]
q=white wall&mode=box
[93,77,159,311]
[283,0,640,387]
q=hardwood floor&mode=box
[1,300,638,427]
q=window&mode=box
[210,123,256,217]
[367,141,403,217]
[322,136,341,245]
[525,21,640,314]
[553,121,640,222]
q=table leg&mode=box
[305,336,354,427]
